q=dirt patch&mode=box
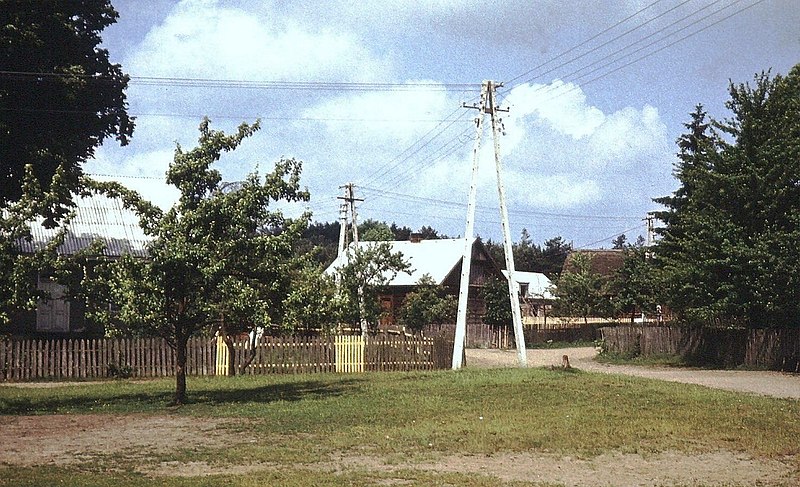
[0,413,796,485]
[324,450,796,487]
[0,414,245,467]
[466,347,800,399]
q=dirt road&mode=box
[466,347,800,399]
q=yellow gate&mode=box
[215,335,229,376]
[335,335,365,373]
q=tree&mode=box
[107,119,309,404]
[359,219,394,241]
[654,66,800,328]
[0,1,134,222]
[398,274,457,333]
[610,246,662,321]
[283,261,342,336]
[611,234,627,250]
[482,276,513,328]
[552,253,611,324]
[334,242,410,334]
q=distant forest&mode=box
[298,219,573,279]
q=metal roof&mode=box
[19,194,151,258]
[502,270,555,300]
[325,238,477,286]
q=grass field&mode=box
[1,367,798,486]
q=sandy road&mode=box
[466,347,800,399]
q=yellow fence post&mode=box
[215,335,229,376]
[335,335,364,373]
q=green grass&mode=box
[1,368,799,486]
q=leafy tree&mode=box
[610,246,662,321]
[107,119,309,404]
[398,274,457,333]
[416,225,446,240]
[283,261,342,336]
[359,219,394,241]
[0,1,134,222]
[654,66,800,328]
[485,232,571,278]
[481,276,513,327]
[552,253,611,324]
[333,242,410,334]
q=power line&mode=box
[0,70,479,92]
[503,0,669,87]
[358,186,643,221]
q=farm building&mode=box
[502,270,554,318]
[7,194,150,337]
[324,236,503,328]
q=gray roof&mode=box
[19,194,151,258]
[502,270,555,300]
[325,238,477,286]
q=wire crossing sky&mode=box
[82,0,798,248]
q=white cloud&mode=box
[126,0,388,82]
[484,81,670,209]
[304,81,458,146]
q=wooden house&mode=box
[8,194,149,337]
[324,236,503,328]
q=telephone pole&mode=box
[337,182,363,257]
[337,183,367,337]
[453,80,527,369]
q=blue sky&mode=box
[89,0,799,248]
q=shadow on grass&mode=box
[0,377,364,415]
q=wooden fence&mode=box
[600,325,800,372]
[0,334,454,382]
[223,334,452,375]
[424,321,607,350]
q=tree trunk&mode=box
[173,334,188,405]
[224,335,236,377]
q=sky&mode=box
[88,0,800,248]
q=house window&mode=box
[519,283,529,297]
[36,277,70,332]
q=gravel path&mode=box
[466,347,800,399]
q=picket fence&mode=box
[0,334,454,382]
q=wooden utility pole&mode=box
[337,182,364,257]
[337,183,367,337]
[453,81,527,369]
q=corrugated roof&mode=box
[502,270,555,299]
[325,238,476,286]
[18,194,151,258]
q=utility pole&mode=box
[337,182,364,256]
[644,214,655,260]
[337,183,367,337]
[453,80,527,369]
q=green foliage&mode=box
[654,65,800,327]
[0,165,76,326]
[283,261,342,335]
[552,253,613,323]
[609,246,663,320]
[481,277,512,327]
[106,118,310,403]
[0,1,133,222]
[333,242,411,333]
[359,219,394,241]
[485,231,572,278]
[398,274,457,333]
